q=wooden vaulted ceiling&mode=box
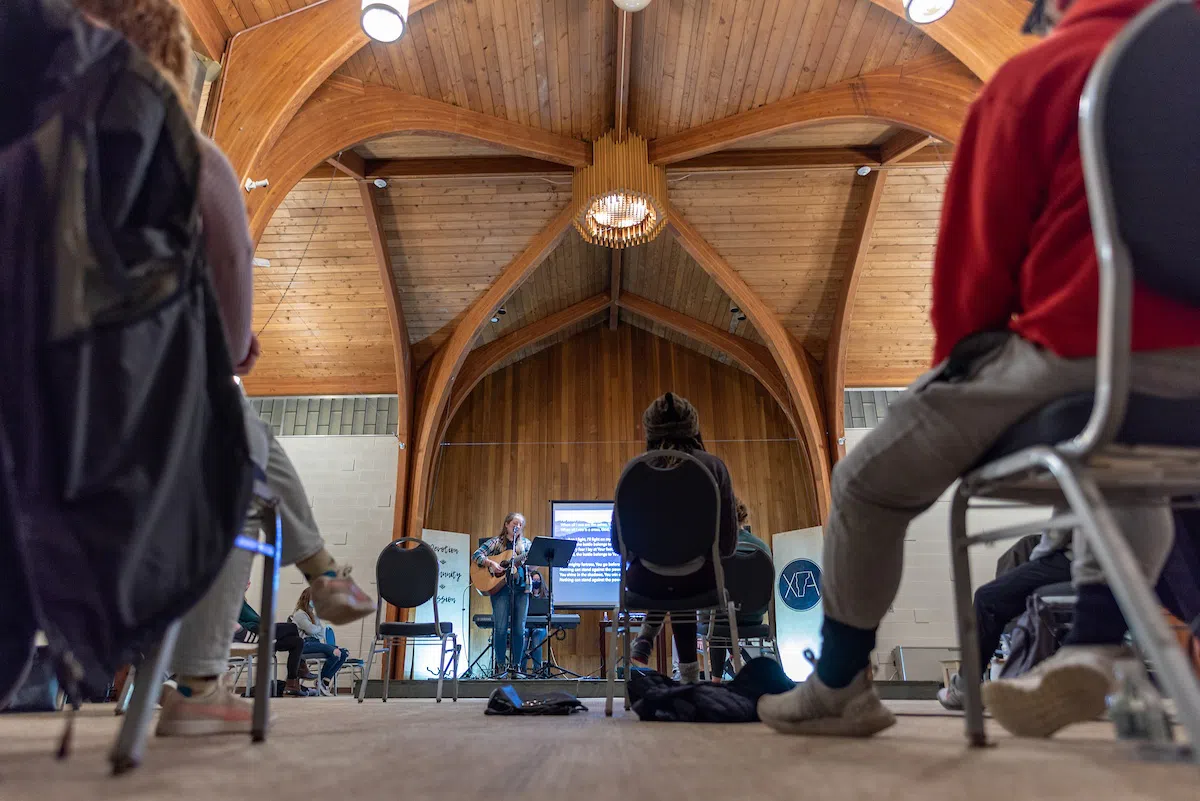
[228,0,989,395]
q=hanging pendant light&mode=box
[902,0,955,24]
[361,0,410,43]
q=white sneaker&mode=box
[758,669,896,737]
[983,645,1127,738]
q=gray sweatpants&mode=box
[171,427,326,676]
[823,336,1200,632]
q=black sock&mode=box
[1063,584,1128,646]
[816,617,876,689]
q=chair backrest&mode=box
[374,538,438,611]
[613,449,721,567]
[722,547,775,617]
[1075,0,1200,454]
[325,626,336,646]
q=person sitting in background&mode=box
[709,501,772,681]
[613,392,738,685]
[239,595,315,697]
[523,570,548,675]
[758,0,1200,739]
[939,530,1072,709]
[71,0,375,735]
[291,588,349,696]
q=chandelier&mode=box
[572,131,668,249]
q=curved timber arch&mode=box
[244,81,590,244]
[648,53,981,165]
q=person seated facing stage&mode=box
[614,393,738,685]
[523,570,549,675]
[939,530,1072,709]
[239,596,315,697]
[709,501,772,681]
[291,588,350,696]
[758,0,1200,738]
[473,512,531,677]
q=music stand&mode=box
[525,536,579,678]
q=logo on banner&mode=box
[779,559,822,611]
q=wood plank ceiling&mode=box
[239,0,965,397]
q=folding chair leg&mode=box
[949,487,988,748]
[622,614,632,711]
[705,610,717,681]
[358,640,378,703]
[606,606,618,717]
[726,603,743,674]
[109,620,181,775]
[115,667,135,716]
[252,505,281,743]
[436,637,447,703]
[382,642,392,702]
[1055,464,1200,763]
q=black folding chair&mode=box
[947,0,1200,760]
[699,547,779,680]
[357,538,458,703]
[607,450,740,716]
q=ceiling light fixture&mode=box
[612,0,653,11]
[361,0,409,43]
[373,178,389,189]
[572,131,668,249]
[902,0,954,24]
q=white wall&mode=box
[842,429,1051,678]
[246,435,398,678]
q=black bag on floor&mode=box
[627,656,795,722]
[1000,595,1067,678]
[2,647,64,713]
[485,685,587,716]
[0,0,252,709]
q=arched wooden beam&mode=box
[666,209,831,522]
[443,294,611,433]
[825,170,889,464]
[405,207,576,539]
[618,293,798,435]
[208,0,443,181]
[648,54,980,165]
[178,0,229,61]
[866,0,1035,82]
[245,79,590,244]
[359,181,414,540]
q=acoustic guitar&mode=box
[470,549,517,596]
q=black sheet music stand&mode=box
[525,536,579,678]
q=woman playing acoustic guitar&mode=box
[472,512,530,677]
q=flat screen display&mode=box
[550,500,618,608]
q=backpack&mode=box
[0,0,252,707]
[1000,595,1069,678]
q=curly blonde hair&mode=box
[75,0,195,105]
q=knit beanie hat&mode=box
[642,392,700,445]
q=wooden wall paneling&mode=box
[356,133,513,160]
[824,169,887,462]
[609,250,622,330]
[242,79,589,244]
[245,178,395,395]
[648,53,980,164]
[846,166,948,387]
[405,206,575,547]
[740,121,897,149]
[880,129,934,164]
[667,208,830,521]
[429,325,817,673]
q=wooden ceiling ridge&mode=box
[648,53,981,165]
[666,206,831,522]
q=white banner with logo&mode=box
[405,529,470,679]
[771,526,824,681]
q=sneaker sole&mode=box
[760,707,897,738]
[982,665,1110,738]
[156,717,255,737]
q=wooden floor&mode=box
[1,699,1194,800]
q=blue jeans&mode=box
[524,628,547,672]
[302,639,348,681]
[490,589,528,671]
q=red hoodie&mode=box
[929,0,1200,365]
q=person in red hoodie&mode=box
[758,0,1200,739]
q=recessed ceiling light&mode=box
[373,178,388,189]
[361,0,409,43]
[856,166,872,176]
[903,0,954,24]
[491,316,500,324]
